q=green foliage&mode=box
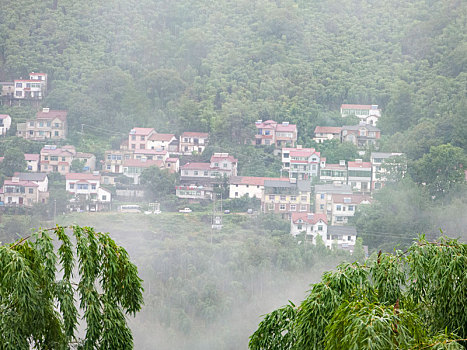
[0,225,144,349]
[139,166,178,201]
[70,159,86,173]
[412,144,467,199]
[0,147,26,177]
[249,236,467,349]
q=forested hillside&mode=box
[1,0,466,156]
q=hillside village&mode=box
[0,73,411,254]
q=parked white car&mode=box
[179,208,192,213]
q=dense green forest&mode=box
[1,0,466,156]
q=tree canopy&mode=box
[249,236,467,349]
[0,225,144,349]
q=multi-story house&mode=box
[14,73,47,100]
[262,179,311,219]
[282,146,320,180]
[165,158,179,173]
[40,145,75,175]
[147,133,177,151]
[74,152,96,172]
[290,212,328,240]
[254,120,297,148]
[347,159,372,193]
[370,152,405,190]
[103,150,133,173]
[314,183,352,216]
[313,126,342,144]
[179,132,209,155]
[25,154,40,172]
[175,185,214,201]
[180,153,238,186]
[341,123,381,148]
[327,226,358,252]
[1,172,49,206]
[133,149,168,162]
[330,194,371,225]
[319,160,347,184]
[122,159,163,184]
[0,114,11,135]
[65,173,111,212]
[229,176,288,199]
[340,104,381,126]
[128,127,156,151]
[17,108,67,140]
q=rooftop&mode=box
[13,172,47,182]
[180,162,211,170]
[341,104,379,110]
[332,194,372,204]
[264,179,310,192]
[348,161,372,168]
[314,126,342,134]
[36,109,67,121]
[149,133,175,142]
[314,184,353,194]
[129,127,155,136]
[328,225,358,236]
[229,176,288,186]
[181,131,209,138]
[291,212,328,225]
[24,154,40,161]
[65,173,101,181]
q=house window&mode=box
[301,196,307,202]
[320,204,324,210]
[269,195,275,200]
[348,236,352,241]
[28,188,33,194]
[102,195,107,201]
[77,184,89,190]
[336,205,341,211]
[336,216,343,222]
[106,165,111,170]
[267,203,274,210]
[320,194,325,199]
[91,184,96,190]
[69,183,74,189]
[300,205,307,211]
[297,224,302,230]
[214,162,219,167]
[183,170,188,175]
[55,131,59,136]
[280,195,286,201]
[61,157,66,161]
[290,195,296,201]
[54,123,60,128]
[51,156,58,161]
[132,135,136,140]
[318,225,323,231]
[27,165,32,171]
[235,192,238,197]
[204,171,208,176]
[16,82,22,88]
[279,204,286,211]
[29,121,35,127]
[223,163,227,168]
[47,122,51,127]
[131,144,135,149]
[194,171,198,176]
[140,144,145,149]
[39,122,44,127]
[348,205,354,211]
[141,136,145,141]
[291,204,297,211]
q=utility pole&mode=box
[53,199,57,223]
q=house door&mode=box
[115,165,120,173]
[19,197,23,204]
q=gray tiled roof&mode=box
[14,172,48,181]
[328,226,358,235]
[314,184,352,194]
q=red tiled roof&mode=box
[291,212,328,225]
[314,126,342,134]
[130,127,155,135]
[289,149,320,158]
[322,163,346,170]
[66,173,100,181]
[30,72,47,76]
[4,179,38,187]
[181,131,209,138]
[134,149,167,155]
[123,159,162,168]
[166,158,179,162]
[149,133,175,141]
[348,161,372,168]
[276,123,297,132]
[36,110,67,121]
[332,194,372,204]
[229,176,288,186]
[24,154,40,161]
[255,120,277,128]
[210,154,238,163]
[14,79,42,82]
[180,162,211,170]
[341,104,373,110]
[40,148,74,156]
[0,114,10,119]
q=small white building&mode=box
[14,73,47,100]
[327,226,358,253]
[313,126,342,143]
[290,212,328,241]
[347,159,372,193]
[65,173,111,211]
[330,194,371,226]
[25,154,40,172]
[340,104,381,125]
[0,114,11,136]
[229,176,287,199]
